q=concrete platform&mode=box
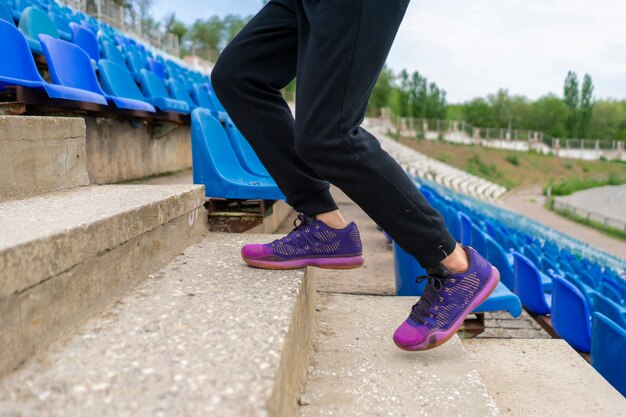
[0,116,88,202]
[0,234,315,417]
[464,339,626,417]
[300,294,500,417]
[0,184,206,376]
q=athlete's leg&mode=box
[211,0,337,216]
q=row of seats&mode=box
[414,181,626,397]
[0,0,225,121]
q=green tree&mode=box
[579,73,594,138]
[368,66,393,116]
[528,95,568,137]
[189,16,224,60]
[563,70,580,138]
[588,101,625,140]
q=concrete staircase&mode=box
[1,115,625,417]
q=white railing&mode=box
[551,199,626,235]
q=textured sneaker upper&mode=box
[393,247,494,346]
[241,215,363,261]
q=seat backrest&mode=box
[458,212,472,247]
[191,109,250,182]
[137,68,168,99]
[97,59,144,100]
[0,2,14,25]
[101,40,125,66]
[593,292,626,330]
[69,22,98,61]
[600,282,622,304]
[0,19,43,83]
[551,275,591,352]
[190,83,212,108]
[18,6,58,40]
[470,224,488,257]
[167,78,195,107]
[513,252,550,315]
[591,313,626,397]
[485,235,514,290]
[125,46,147,73]
[38,34,104,94]
[146,57,165,79]
[522,246,542,270]
[48,12,70,34]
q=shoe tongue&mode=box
[426,263,453,278]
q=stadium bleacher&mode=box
[391,177,626,395]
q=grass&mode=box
[399,136,626,191]
[547,199,626,240]
[544,173,626,196]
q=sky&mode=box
[151,0,626,103]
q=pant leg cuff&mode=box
[413,231,458,269]
[290,184,338,216]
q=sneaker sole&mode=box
[395,266,500,351]
[242,254,365,270]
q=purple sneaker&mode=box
[393,246,499,351]
[241,213,364,270]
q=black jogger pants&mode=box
[211,0,457,268]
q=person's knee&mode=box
[294,129,327,170]
[211,53,240,102]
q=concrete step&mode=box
[300,293,501,417]
[464,339,626,417]
[0,116,88,202]
[0,184,206,376]
[0,234,315,417]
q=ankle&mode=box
[315,210,349,229]
[440,245,469,274]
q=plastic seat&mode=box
[600,281,622,304]
[97,59,155,112]
[191,109,284,200]
[190,83,213,108]
[591,313,626,397]
[48,12,70,40]
[593,292,626,331]
[470,224,488,258]
[0,22,106,105]
[10,0,30,21]
[0,2,14,25]
[485,235,515,290]
[551,276,591,352]
[458,212,472,247]
[513,252,551,315]
[69,22,98,62]
[146,57,165,79]
[136,69,188,114]
[125,46,147,75]
[18,6,58,54]
[167,78,197,110]
[223,118,271,178]
[393,241,428,296]
[474,282,522,318]
[101,40,126,66]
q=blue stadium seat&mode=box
[513,252,551,315]
[0,22,107,105]
[474,282,522,318]
[470,224,488,258]
[189,83,213,108]
[591,313,626,397]
[125,45,147,75]
[137,69,188,114]
[458,212,472,247]
[167,78,197,110]
[10,0,30,21]
[48,12,70,40]
[600,280,623,304]
[191,109,284,200]
[146,57,165,79]
[485,235,515,290]
[393,241,428,296]
[97,60,156,112]
[0,2,14,25]
[593,292,626,330]
[18,6,59,54]
[101,40,126,66]
[69,22,98,62]
[551,275,591,352]
[223,118,271,178]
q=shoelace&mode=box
[270,213,317,247]
[409,272,448,324]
